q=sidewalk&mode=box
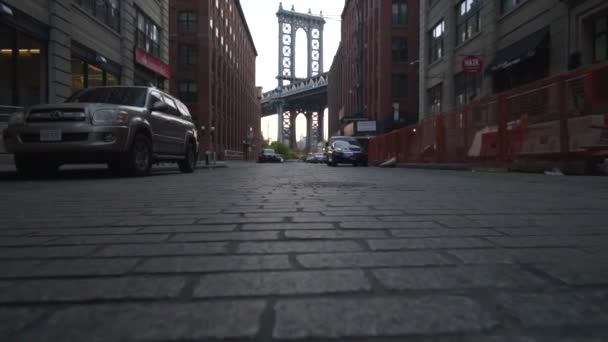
[0,155,228,173]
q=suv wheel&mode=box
[178,142,197,173]
[114,134,152,177]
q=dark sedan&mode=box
[258,148,284,163]
[326,136,368,167]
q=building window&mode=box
[178,81,197,103]
[392,39,408,63]
[429,20,444,63]
[594,16,608,62]
[179,44,197,66]
[78,0,120,31]
[178,11,197,32]
[392,0,407,25]
[71,56,120,93]
[501,0,525,14]
[456,0,480,45]
[392,74,408,98]
[428,83,442,114]
[454,72,481,107]
[136,10,161,58]
[0,26,48,107]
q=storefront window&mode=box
[71,55,121,92]
[454,72,481,107]
[87,64,104,88]
[0,24,14,106]
[135,66,164,90]
[71,59,85,92]
[428,83,442,114]
[106,72,119,86]
[0,5,48,107]
[18,36,45,106]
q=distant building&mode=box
[328,0,420,137]
[169,0,261,160]
[297,133,307,151]
[0,0,170,107]
[418,0,608,118]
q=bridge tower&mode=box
[275,3,325,148]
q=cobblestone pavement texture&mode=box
[0,162,607,341]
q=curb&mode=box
[0,158,229,172]
[395,163,470,171]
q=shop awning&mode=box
[489,27,549,71]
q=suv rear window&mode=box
[66,87,148,107]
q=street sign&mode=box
[462,55,483,74]
[357,120,377,132]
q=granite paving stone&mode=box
[193,269,371,297]
[237,241,363,254]
[367,237,493,250]
[0,276,187,303]
[95,242,228,257]
[373,265,549,290]
[285,229,389,239]
[1,162,607,340]
[242,223,334,230]
[137,255,292,273]
[169,231,279,242]
[14,301,266,341]
[297,251,452,268]
[273,296,497,338]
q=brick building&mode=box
[418,0,608,119]
[328,0,419,138]
[0,0,170,107]
[169,0,260,160]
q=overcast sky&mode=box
[240,0,345,144]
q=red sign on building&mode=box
[135,48,171,79]
[462,55,483,74]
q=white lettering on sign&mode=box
[462,55,483,73]
[464,59,480,67]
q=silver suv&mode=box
[3,86,198,177]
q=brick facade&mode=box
[169,0,260,160]
[418,0,608,119]
[328,0,419,137]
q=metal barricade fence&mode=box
[370,62,608,165]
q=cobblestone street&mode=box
[1,162,607,341]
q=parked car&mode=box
[326,136,368,167]
[305,152,316,163]
[258,148,284,163]
[313,152,327,163]
[3,86,199,177]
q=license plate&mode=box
[40,129,62,142]
[343,152,353,157]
